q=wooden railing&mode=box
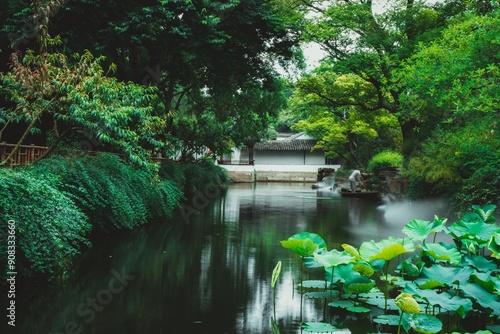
[0,142,49,167]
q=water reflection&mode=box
[15,183,450,334]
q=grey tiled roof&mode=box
[254,139,318,151]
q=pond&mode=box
[15,183,450,334]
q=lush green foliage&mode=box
[0,168,91,279]
[29,153,183,230]
[407,120,500,210]
[287,66,401,167]
[280,205,500,333]
[367,150,404,175]
[0,153,226,281]
[0,49,169,166]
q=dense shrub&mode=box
[0,169,91,279]
[1,153,227,281]
[366,150,403,175]
[407,120,500,211]
[30,153,183,230]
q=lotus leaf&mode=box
[314,249,355,268]
[460,282,500,316]
[281,232,327,257]
[353,262,375,277]
[395,293,421,313]
[488,233,500,259]
[346,305,371,313]
[402,217,446,241]
[472,272,500,293]
[447,219,500,245]
[360,238,414,262]
[301,322,337,333]
[341,243,361,260]
[305,291,338,299]
[418,242,462,265]
[300,280,329,289]
[416,265,473,288]
[472,204,497,223]
[328,300,354,309]
[325,263,360,284]
[404,282,473,318]
[463,254,498,272]
[402,312,443,334]
[401,260,421,279]
[373,314,400,326]
[344,276,375,294]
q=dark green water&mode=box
[13,183,449,334]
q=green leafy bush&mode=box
[367,150,403,175]
[30,153,183,230]
[0,169,91,279]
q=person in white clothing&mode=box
[348,169,363,192]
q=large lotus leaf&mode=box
[463,254,498,272]
[488,232,500,259]
[360,238,414,262]
[281,238,317,257]
[403,217,446,241]
[361,290,399,311]
[344,275,375,295]
[472,204,497,223]
[416,265,473,289]
[303,256,323,268]
[281,232,327,257]
[418,243,462,265]
[404,283,473,318]
[460,282,500,316]
[342,243,361,260]
[472,272,500,294]
[314,249,355,268]
[395,293,421,313]
[401,260,421,279]
[447,219,500,244]
[301,322,337,333]
[353,262,375,277]
[402,313,443,334]
[325,263,360,284]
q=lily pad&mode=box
[301,322,337,333]
[373,314,400,326]
[300,280,329,289]
[344,276,375,295]
[328,300,354,309]
[346,305,371,313]
[402,313,443,333]
[305,291,338,299]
